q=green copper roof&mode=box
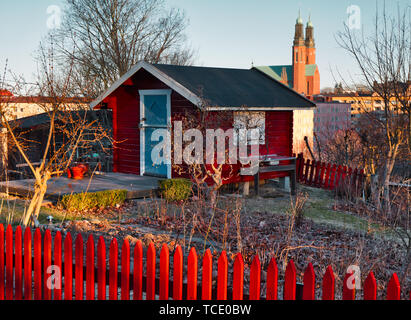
[256,64,317,86]
[305,64,317,76]
[255,65,293,88]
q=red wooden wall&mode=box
[104,69,294,183]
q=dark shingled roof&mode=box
[3,110,111,129]
[152,64,315,109]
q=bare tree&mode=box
[172,107,235,209]
[51,0,194,95]
[0,45,112,226]
[316,128,364,168]
[336,2,411,212]
[172,105,264,208]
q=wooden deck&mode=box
[0,173,162,201]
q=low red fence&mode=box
[0,224,408,300]
[295,153,365,192]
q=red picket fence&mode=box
[295,153,365,193]
[0,224,408,300]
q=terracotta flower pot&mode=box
[71,166,85,180]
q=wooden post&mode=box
[308,160,316,185]
[254,171,260,196]
[319,162,326,188]
[304,159,310,183]
[243,181,249,196]
[290,170,296,196]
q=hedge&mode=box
[158,178,192,202]
[61,189,128,211]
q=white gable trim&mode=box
[90,61,203,109]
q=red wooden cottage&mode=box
[91,61,315,184]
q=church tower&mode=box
[292,11,306,95]
[305,15,316,65]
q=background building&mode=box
[313,100,351,136]
[0,94,89,121]
[256,12,320,97]
[255,12,320,156]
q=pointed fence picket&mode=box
[217,251,228,300]
[159,244,169,300]
[172,245,183,300]
[43,230,52,300]
[133,240,143,300]
[284,260,296,300]
[202,249,213,300]
[97,237,106,300]
[0,224,408,301]
[23,227,31,300]
[232,253,244,300]
[266,257,278,300]
[6,225,13,300]
[64,233,73,300]
[303,263,315,300]
[75,234,84,300]
[322,266,335,300]
[364,271,377,300]
[109,238,118,300]
[342,272,355,300]
[249,255,261,300]
[54,231,62,300]
[146,242,155,300]
[33,228,42,300]
[387,274,401,300]
[14,226,22,300]
[187,247,198,300]
[86,235,95,300]
[121,240,130,300]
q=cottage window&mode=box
[233,111,265,145]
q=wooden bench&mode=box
[240,154,297,196]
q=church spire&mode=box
[296,9,303,24]
[305,13,315,48]
[294,10,304,46]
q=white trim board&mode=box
[91,61,202,109]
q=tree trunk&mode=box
[23,188,40,226]
[22,172,50,227]
[370,174,381,210]
[379,145,399,215]
[34,184,47,220]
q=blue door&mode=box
[141,92,170,177]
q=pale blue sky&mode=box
[1,0,409,89]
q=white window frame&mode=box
[233,111,266,146]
